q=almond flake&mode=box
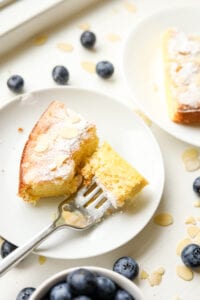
[185,216,196,225]
[176,265,193,281]
[123,1,137,13]
[81,61,96,73]
[184,159,200,172]
[106,33,121,42]
[78,22,90,30]
[176,238,192,256]
[187,225,200,238]
[57,43,74,52]
[60,127,78,139]
[55,155,68,168]
[148,272,162,286]
[154,213,173,226]
[193,200,200,208]
[182,148,199,161]
[140,270,149,279]
[35,134,49,152]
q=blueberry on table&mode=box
[113,257,139,280]
[7,75,24,93]
[68,268,97,296]
[181,243,200,268]
[115,289,135,300]
[1,240,17,258]
[96,61,114,79]
[16,287,36,300]
[96,276,117,300]
[52,66,69,85]
[193,176,200,196]
[50,282,72,300]
[80,31,96,49]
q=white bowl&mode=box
[30,266,144,299]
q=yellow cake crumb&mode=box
[81,142,147,207]
[78,22,90,30]
[106,33,121,42]
[123,1,137,13]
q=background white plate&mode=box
[123,5,200,146]
[0,87,164,259]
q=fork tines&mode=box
[75,180,112,220]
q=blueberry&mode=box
[96,276,117,300]
[96,61,114,79]
[181,243,200,268]
[52,66,69,85]
[115,289,135,300]
[193,177,200,196]
[68,268,97,296]
[73,296,92,300]
[16,287,36,300]
[50,282,72,300]
[7,75,24,93]
[80,31,96,49]
[1,240,17,258]
[113,257,139,280]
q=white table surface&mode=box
[0,0,200,299]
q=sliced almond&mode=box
[184,159,200,172]
[182,148,199,161]
[154,213,173,226]
[67,110,81,124]
[140,270,149,279]
[176,238,192,256]
[57,43,74,52]
[106,33,121,42]
[123,1,137,13]
[194,232,200,244]
[55,155,68,168]
[187,225,200,238]
[148,272,162,286]
[81,61,96,73]
[176,265,193,281]
[60,127,79,139]
[185,216,197,225]
[193,200,200,208]
[35,134,49,152]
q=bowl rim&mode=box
[30,266,144,299]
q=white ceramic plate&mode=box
[123,5,200,146]
[0,87,164,259]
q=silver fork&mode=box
[0,180,113,277]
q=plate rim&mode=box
[0,86,165,259]
[122,4,200,147]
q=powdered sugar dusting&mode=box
[167,29,200,108]
[23,103,95,184]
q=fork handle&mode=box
[0,222,57,277]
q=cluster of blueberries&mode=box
[6,31,114,93]
[14,257,139,300]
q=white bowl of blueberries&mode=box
[28,257,144,300]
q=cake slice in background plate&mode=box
[162,28,200,124]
